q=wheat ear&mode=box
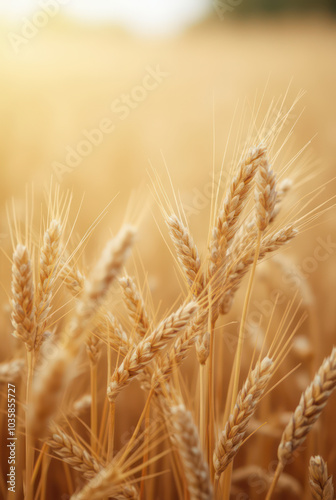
[71,225,136,346]
[309,456,334,500]
[266,347,336,500]
[119,275,150,338]
[220,224,297,314]
[70,461,138,500]
[208,145,267,273]
[214,357,273,477]
[152,310,207,393]
[35,220,62,350]
[107,301,197,401]
[278,347,336,466]
[48,424,103,479]
[59,256,85,296]
[270,178,292,223]
[11,244,36,351]
[254,152,277,231]
[167,402,213,500]
[167,214,204,296]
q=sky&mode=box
[0,0,212,35]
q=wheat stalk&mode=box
[107,301,197,401]
[214,357,273,477]
[11,244,36,351]
[309,456,334,500]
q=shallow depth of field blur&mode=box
[1,0,336,499]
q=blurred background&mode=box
[1,0,336,329]
[0,0,335,289]
[0,0,335,328]
[0,2,336,498]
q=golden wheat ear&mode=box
[0,359,25,382]
[213,356,273,478]
[11,244,36,351]
[119,274,150,338]
[164,401,213,500]
[266,347,336,500]
[278,347,336,467]
[208,145,267,275]
[107,301,198,402]
[309,456,334,500]
[47,423,103,480]
[29,226,136,438]
[35,219,63,351]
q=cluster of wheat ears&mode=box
[1,122,335,500]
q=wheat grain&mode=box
[213,357,273,477]
[309,456,334,500]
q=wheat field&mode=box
[0,13,336,500]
